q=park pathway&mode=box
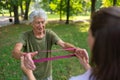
[0,16,90,27]
[0,16,14,27]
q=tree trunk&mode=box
[113,0,117,6]
[9,10,12,17]
[66,0,70,24]
[13,5,20,24]
[9,5,13,17]
[20,0,24,18]
[91,0,96,18]
[24,0,31,20]
[60,0,62,21]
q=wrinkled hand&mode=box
[21,56,36,80]
[21,56,33,73]
[23,51,38,70]
[74,48,90,70]
[75,48,89,63]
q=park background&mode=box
[0,0,120,80]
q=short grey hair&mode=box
[28,8,47,23]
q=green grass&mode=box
[0,22,90,80]
[47,13,90,21]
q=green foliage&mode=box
[96,0,102,9]
[1,0,120,18]
[38,0,50,11]
[10,0,20,6]
[102,0,113,7]
[0,0,4,9]
[0,22,90,79]
[48,0,91,18]
[116,0,120,6]
[49,2,57,11]
[71,0,82,15]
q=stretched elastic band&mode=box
[33,54,76,63]
[34,48,76,63]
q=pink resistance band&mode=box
[33,48,76,63]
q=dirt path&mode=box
[0,16,90,27]
[0,16,13,27]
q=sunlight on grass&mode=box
[47,13,90,21]
[73,16,90,20]
[78,23,90,32]
[79,26,89,32]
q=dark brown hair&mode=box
[90,6,120,80]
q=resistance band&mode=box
[33,48,76,63]
[34,54,76,63]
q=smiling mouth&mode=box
[38,28,42,30]
[38,28,41,30]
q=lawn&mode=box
[0,22,90,80]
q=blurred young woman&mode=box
[70,6,120,80]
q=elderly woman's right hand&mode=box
[23,51,38,70]
[21,56,36,80]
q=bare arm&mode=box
[12,43,24,59]
[21,56,36,80]
[57,40,76,53]
[13,43,36,79]
[57,40,89,68]
[12,42,37,70]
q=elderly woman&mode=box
[69,6,120,80]
[12,9,88,80]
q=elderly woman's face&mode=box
[88,29,94,51]
[32,17,46,33]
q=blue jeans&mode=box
[22,75,52,80]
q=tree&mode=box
[113,0,117,6]
[59,0,62,21]
[20,0,24,18]
[0,0,7,16]
[91,0,96,17]
[10,0,20,24]
[24,0,31,20]
[66,0,70,24]
[49,0,89,23]
[8,3,13,17]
